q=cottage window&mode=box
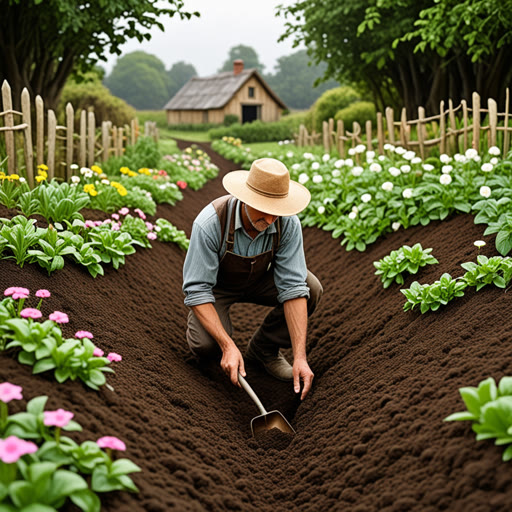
[203,111,209,123]
[248,87,255,98]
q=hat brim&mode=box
[222,170,311,216]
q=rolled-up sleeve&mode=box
[182,218,221,307]
[273,216,310,303]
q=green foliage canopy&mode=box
[167,61,198,98]
[218,45,265,74]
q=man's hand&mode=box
[293,358,314,400]
[221,345,246,387]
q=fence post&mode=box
[130,119,136,146]
[47,109,56,180]
[400,108,407,148]
[101,121,110,161]
[35,96,44,167]
[65,103,74,179]
[461,100,468,152]
[79,110,86,168]
[504,88,510,157]
[488,98,497,148]
[1,80,16,174]
[385,107,395,144]
[328,118,334,150]
[87,111,95,167]
[439,100,446,156]
[376,112,384,154]
[337,120,345,157]
[365,120,372,151]
[112,126,118,157]
[448,99,457,154]
[417,106,426,160]
[472,91,481,151]
[118,127,124,156]
[322,121,330,153]
[21,88,34,187]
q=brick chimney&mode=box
[233,59,244,75]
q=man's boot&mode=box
[245,340,293,381]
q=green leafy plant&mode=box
[0,173,29,209]
[88,229,142,270]
[374,243,438,288]
[119,215,151,249]
[155,218,189,250]
[484,213,512,256]
[461,255,512,291]
[33,181,90,223]
[0,216,46,267]
[444,376,512,461]
[401,273,467,313]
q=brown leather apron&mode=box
[212,195,281,293]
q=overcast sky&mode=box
[102,0,304,77]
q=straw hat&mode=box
[222,158,311,216]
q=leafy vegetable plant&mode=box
[445,376,512,461]
[461,255,512,291]
[484,213,512,256]
[374,243,438,288]
[155,219,189,250]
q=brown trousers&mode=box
[186,270,323,359]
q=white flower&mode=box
[442,165,453,174]
[361,193,372,203]
[474,240,486,248]
[388,167,400,177]
[369,162,382,173]
[348,148,356,156]
[19,177,26,183]
[479,185,491,198]
[291,163,300,171]
[490,157,499,165]
[402,188,413,199]
[332,169,341,177]
[392,222,401,231]
[355,144,366,153]
[312,175,323,183]
[454,153,465,163]
[311,162,320,170]
[366,150,375,161]
[303,152,313,159]
[422,164,434,171]
[403,150,416,161]
[298,173,309,184]
[317,206,325,215]
[80,167,91,175]
[154,226,161,232]
[440,154,451,164]
[440,174,452,185]
[287,151,294,158]
[278,141,283,145]
[159,184,166,190]
[348,211,357,220]
[323,197,334,204]
[411,157,422,164]
[101,179,110,185]
[70,164,79,170]
[334,159,344,168]
[351,166,363,177]
[481,163,494,172]
[395,147,406,155]
[384,143,395,152]
[345,158,354,167]
[84,171,93,178]
[352,206,359,214]
[378,155,386,161]
[489,146,500,156]
[322,154,330,162]
[400,164,411,173]
[473,155,481,162]
[381,181,394,192]
[465,148,478,159]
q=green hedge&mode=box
[166,122,222,132]
[208,120,295,143]
[334,101,377,129]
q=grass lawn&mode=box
[245,141,289,155]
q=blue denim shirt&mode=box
[182,199,310,306]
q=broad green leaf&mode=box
[70,489,101,512]
[459,387,481,417]
[109,459,141,478]
[46,470,88,502]
[499,377,512,396]
[444,411,477,422]
[26,395,48,415]
[477,378,498,404]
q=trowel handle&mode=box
[238,373,267,416]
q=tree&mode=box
[277,0,512,115]
[167,61,197,98]
[0,0,198,111]
[218,45,265,74]
[264,50,340,109]
[104,52,170,109]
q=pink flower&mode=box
[111,213,120,220]
[0,436,38,463]
[49,311,69,324]
[102,219,112,225]
[158,170,167,176]
[145,222,154,231]
[97,436,126,451]
[4,287,29,297]
[134,208,146,220]
[111,222,120,231]
[94,221,103,227]
[75,331,93,339]
[12,292,29,300]
[107,352,122,362]
[84,220,95,228]
[0,383,23,403]
[20,308,43,319]
[119,207,129,215]
[177,181,187,190]
[35,289,51,298]
[43,408,74,428]
[93,347,104,357]
[147,232,157,240]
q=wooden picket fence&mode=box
[296,90,512,158]
[0,79,159,187]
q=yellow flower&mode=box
[91,165,103,175]
[1,175,9,181]
[37,164,48,171]
[38,170,48,179]
[185,148,192,154]
[138,168,150,175]
[110,181,121,189]
[36,175,46,183]
[120,167,130,174]
[117,186,127,196]
[89,189,98,196]
[10,174,20,180]
[128,170,137,177]
[83,184,96,195]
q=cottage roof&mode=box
[163,68,286,110]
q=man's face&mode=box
[245,204,278,232]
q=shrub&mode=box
[208,120,294,142]
[223,114,239,126]
[312,86,360,131]
[166,122,221,132]
[100,137,161,175]
[334,101,377,129]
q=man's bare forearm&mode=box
[283,297,308,360]
[191,303,235,352]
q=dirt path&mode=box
[1,145,511,512]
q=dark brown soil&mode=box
[1,141,512,512]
